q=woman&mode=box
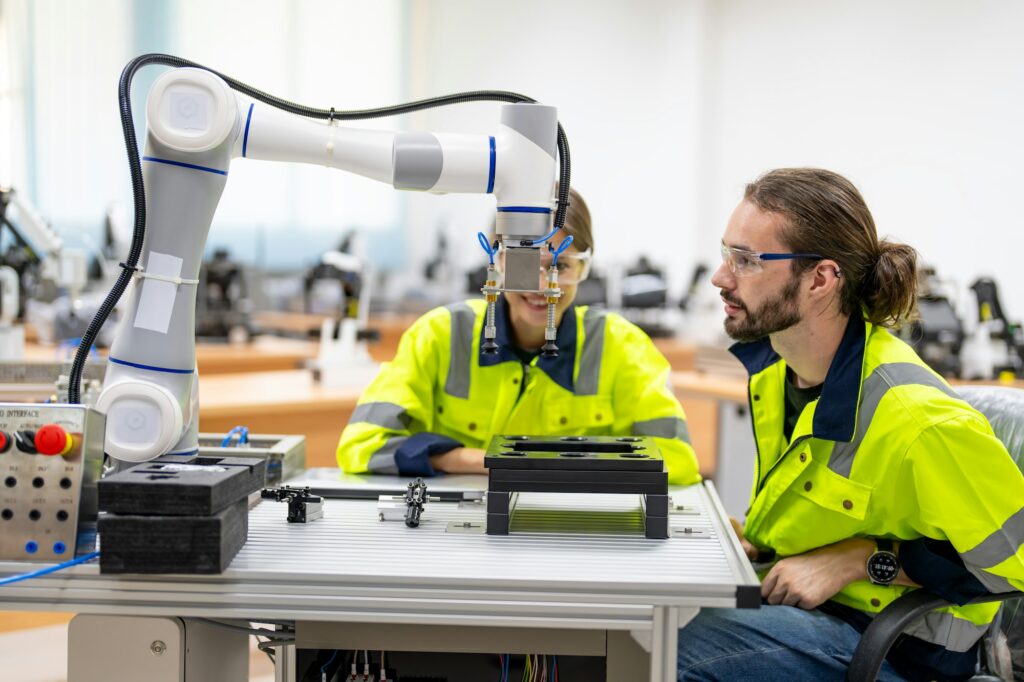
[337,188,700,485]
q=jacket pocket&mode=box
[433,397,494,448]
[794,458,873,521]
[747,443,875,556]
[544,396,616,434]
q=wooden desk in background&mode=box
[23,322,396,378]
[199,369,363,468]
[196,336,318,374]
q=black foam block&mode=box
[98,498,248,574]
[99,455,265,516]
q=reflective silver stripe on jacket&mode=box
[575,309,606,395]
[959,505,1024,591]
[965,564,1019,594]
[350,402,411,431]
[633,416,692,444]
[367,436,407,474]
[444,302,474,399]
[902,609,990,653]
[828,363,959,477]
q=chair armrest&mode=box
[845,590,1021,682]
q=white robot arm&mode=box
[86,59,570,464]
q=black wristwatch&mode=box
[866,538,900,586]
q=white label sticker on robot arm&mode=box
[133,251,184,334]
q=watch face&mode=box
[868,551,899,584]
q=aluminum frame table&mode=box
[0,480,758,682]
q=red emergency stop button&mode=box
[35,425,73,456]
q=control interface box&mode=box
[0,404,105,561]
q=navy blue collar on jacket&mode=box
[478,296,578,392]
[729,314,867,443]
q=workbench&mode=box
[0,480,758,682]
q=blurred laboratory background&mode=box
[3,2,1024,679]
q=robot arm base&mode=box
[95,380,185,463]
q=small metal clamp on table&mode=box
[260,486,324,523]
[377,478,439,526]
[404,477,428,527]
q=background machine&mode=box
[0,187,90,358]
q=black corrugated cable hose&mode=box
[67,53,571,403]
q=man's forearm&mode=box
[836,538,919,587]
[760,537,922,608]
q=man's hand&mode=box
[729,517,760,562]
[761,538,874,609]
[431,447,487,474]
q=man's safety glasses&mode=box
[720,243,824,277]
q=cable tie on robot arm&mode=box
[129,265,200,287]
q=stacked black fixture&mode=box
[484,435,669,539]
[97,454,265,573]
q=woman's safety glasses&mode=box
[496,245,593,286]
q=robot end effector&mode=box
[92,62,569,465]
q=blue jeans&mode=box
[677,606,907,681]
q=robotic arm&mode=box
[85,57,570,464]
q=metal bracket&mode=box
[446,521,485,534]
[669,503,701,516]
[671,527,711,539]
[629,628,652,653]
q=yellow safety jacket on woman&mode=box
[731,315,1024,654]
[337,297,700,485]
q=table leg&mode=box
[275,642,296,682]
[649,606,698,682]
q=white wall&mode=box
[23,0,133,240]
[700,0,1021,320]
[173,0,406,269]
[0,0,30,188]
[402,0,708,296]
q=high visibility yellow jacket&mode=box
[337,298,700,485]
[731,315,1024,654]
